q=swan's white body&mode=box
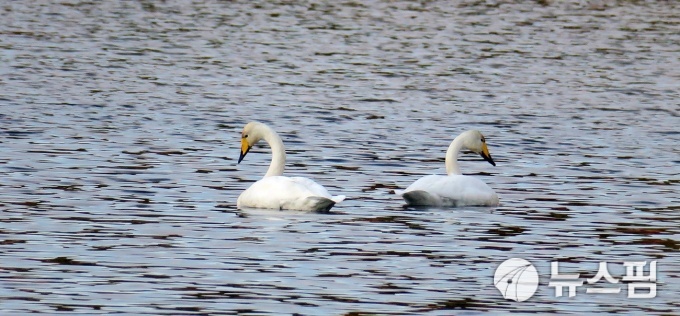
[236,122,345,212]
[396,130,499,207]
[396,175,498,207]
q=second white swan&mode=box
[395,130,499,207]
[236,121,345,212]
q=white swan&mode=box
[236,121,345,212]
[395,130,499,207]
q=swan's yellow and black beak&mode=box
[238,138,251,164]
[480,143,496,166]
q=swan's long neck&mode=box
[262,126,285,177]
[445,135,465,175]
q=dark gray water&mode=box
[1,0,679,314]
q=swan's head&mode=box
[461,130,496,166]
[238,121,266,164]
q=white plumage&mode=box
[396,130,499,207]
[236,122,345,212]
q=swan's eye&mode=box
[243,134,248,138]
[481,137,485,143]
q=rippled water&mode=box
[1,0,679,314]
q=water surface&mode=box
[1,1,679,314]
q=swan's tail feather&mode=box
[402,190,439,206]
[394,189,405,196]
[331,195,346,203]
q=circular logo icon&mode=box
[494,258,539,302]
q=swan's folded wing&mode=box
[289,176,345,205]
[289,176,334,198]
[402,175,444,193]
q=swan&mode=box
[395,130,499,207]
[236,121,345,212]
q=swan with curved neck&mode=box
[237,121,345,212]
[396,130,499,207]
[238,122,285,177]
[445,130,496,175]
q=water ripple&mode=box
[1,0,679,314]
